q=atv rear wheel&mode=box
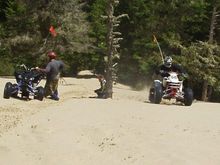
[3,82,13,99]
[184,88,193,106]
[11,83,18,97]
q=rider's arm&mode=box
[36,63,51,73]
[173,64,188,78]
[155,65,164,75]
[156,65,170,77]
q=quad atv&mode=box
[149,71,193,106]
[3,64,45,101]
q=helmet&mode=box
[47,51,57,59]
[164,56,172,68]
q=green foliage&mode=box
[180,41,220,87]
[89,0,107,46]
[0,47,14,75]
[180,1,211,42]
[0,59,14,76]
[87,0,107,74]
[4,1,34,35]
[49,0,92,53]
[0,0,94,75]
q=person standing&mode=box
[37,51,64,100]
[94,74,107,98]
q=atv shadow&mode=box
[88,96,107,99]
[145,100,185,106]
[10,94,44,101]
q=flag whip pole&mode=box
[153,34,164,63]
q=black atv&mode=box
[3,64,45,101]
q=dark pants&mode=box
[95,88,106,98]
[44,79,59,98]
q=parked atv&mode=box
[3,64,45,101]
[149,71,193,106]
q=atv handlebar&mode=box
[17,64,28,70]
[159,70,188,78]
[16,64,45,74]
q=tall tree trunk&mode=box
[105,1,114,98]
[201,80,208,101]
[104,0,127,98]
[208,6,217,44]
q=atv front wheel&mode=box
[3,82,13,99]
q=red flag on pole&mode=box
[49,26,57,37]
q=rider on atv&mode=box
[149,56,193,106]
[156,56,188,88]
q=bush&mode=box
[0,59,14,76]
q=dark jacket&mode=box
[156,63,187,77]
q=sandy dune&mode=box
[0,77,220,165]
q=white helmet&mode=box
[164,56,172,68]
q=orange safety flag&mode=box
[49,26,57,37]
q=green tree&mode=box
[0,0,93,75]
[88,0,107,74]
[180,41,220,100]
